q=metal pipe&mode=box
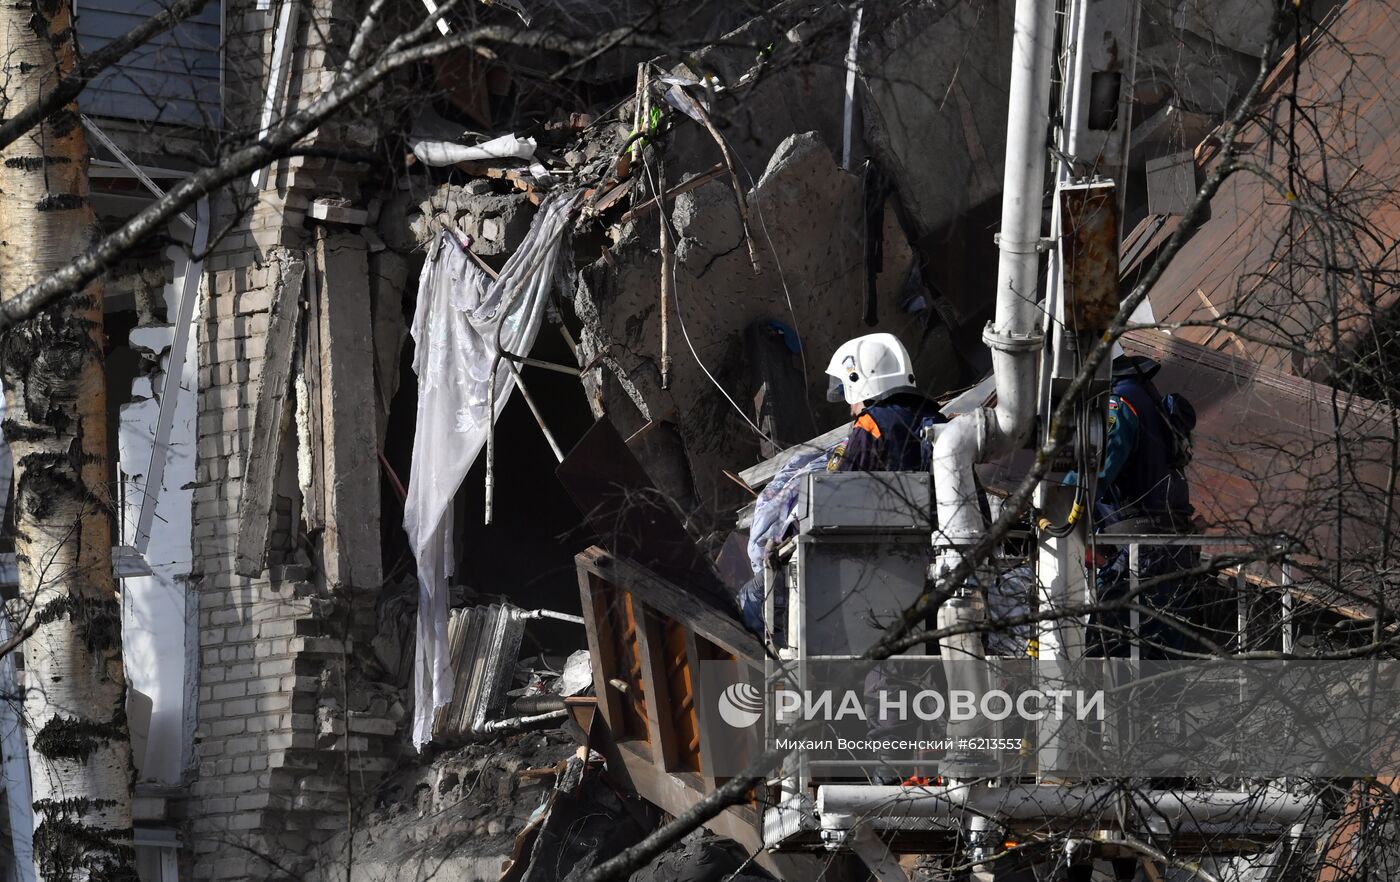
[1129,542,1141,662]
[503,359,565,463]
[484,355,501,524]
[657,153,674,389]
[841,4,865,170]
[513,608,586,625]
[511,694,567,715]
[518,356,580,376]
[1281,562,1294,653]
[936,592,999,778]
[477,709,567,734]
[816,785,1315,831]
[931,0,1054,578]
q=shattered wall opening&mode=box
[378,269,597,670]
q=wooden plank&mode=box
[682,628,719,791]
[736,423,849,489]
[585,177,634,216]
[234,255,304,577]
[576,547,763,662]
[633,608,675,771]
[577,569,625,734]
[663,618,702,773]
[618,592,650,742]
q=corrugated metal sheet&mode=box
[76,0,222,126]
[1120,2,1400,380]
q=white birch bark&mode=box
[0,0,135,878]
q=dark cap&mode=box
[1111,354,1162,381]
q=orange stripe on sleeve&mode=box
[855,413,882,439]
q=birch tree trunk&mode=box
[0,1,135,879]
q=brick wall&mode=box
[183,0,402,876]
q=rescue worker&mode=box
[824,332,945,472]
[825,334,951,778]
[1086,353,1197,658]
[739,333,941,634]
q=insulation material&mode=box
[405,192,580,749]
[294,371,313,503]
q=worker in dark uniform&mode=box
[740,333,944,635]
[824,332,946,472]
[1086,354,1197,658]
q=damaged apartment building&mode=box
[0,0,1351,880]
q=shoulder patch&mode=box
[1108,399,1119,410]
[855,413,882,439]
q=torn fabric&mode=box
[405,192,580,749]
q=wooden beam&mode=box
[619,163,726,223]
[633,608,676,772]
[578,568,627,736]
[300,256,326,532]
[682,628,720,791]
[576,547,763,661]
[234,255,304,577]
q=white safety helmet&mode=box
[825,333,917,405]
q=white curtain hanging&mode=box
[404,192,580,749]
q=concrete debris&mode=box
[629,828,775,882]
[411,186,537,256]
[315,735,580,882]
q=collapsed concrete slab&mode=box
[574,131,963,524]
[860,0,1014,239]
